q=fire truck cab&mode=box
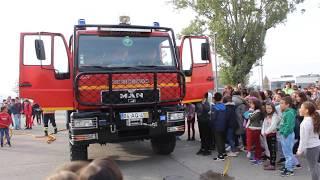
[19,17,214,160]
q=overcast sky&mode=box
[0,0,319,96]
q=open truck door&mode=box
[179,36,214,103]
[19,32,74,111]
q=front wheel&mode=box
[151,135,176,155]
[69,143,88,161]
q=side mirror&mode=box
[183,69,192,76]
[35,39,46,60]
[201,42,210,61]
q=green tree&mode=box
[172,0,304,85]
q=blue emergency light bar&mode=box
[78,19,86,25]
[153,22,160,27]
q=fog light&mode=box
[167,111,185,121]
[72,133,97,142]
[167,125,185,132]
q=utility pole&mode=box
[213,33,218,93]
[260,57,264,91]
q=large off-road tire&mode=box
[151,135,176,155]
[69,143,88,161]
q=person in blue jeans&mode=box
[10,98,22,130]
[279,96,298,176]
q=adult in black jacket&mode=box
[196,93,211,155]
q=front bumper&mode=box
[69,106,185,145]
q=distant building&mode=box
[269,74,320,90]
[296,74,320,88]
[270,75,295,90]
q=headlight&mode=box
[167,112,185,121]
[71,118,97,129]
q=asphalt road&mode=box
[0,111,311,180]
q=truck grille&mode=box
[75,71,185,106]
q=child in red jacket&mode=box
[0,106,13,147]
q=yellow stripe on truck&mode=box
[78,83,179,90]
[182,99,202,104]
[42,107,75,111]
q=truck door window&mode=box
[23,35,51,65]
[160,40,174,66]
[191,38,209,64]
[54,36,69,73]
[181,39,192,71]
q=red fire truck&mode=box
[19,17,214,160]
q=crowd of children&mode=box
[194,82,320,178]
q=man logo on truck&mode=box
[120,92,144,99]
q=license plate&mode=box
[120,112,149,120]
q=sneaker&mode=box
[240,146,246,151]
[223,153,228,157]
[264,165,276,170]
[294,164,302,170]
[246,152,252,158]
[225,146,231,152]
[251,160,263,165]
[280,169,294,177]
[213,156,225,161]
[227,152,238,157]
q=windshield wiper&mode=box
[80,65,110,69]
[135,65,171,69]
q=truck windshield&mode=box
[77,35,176,69]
